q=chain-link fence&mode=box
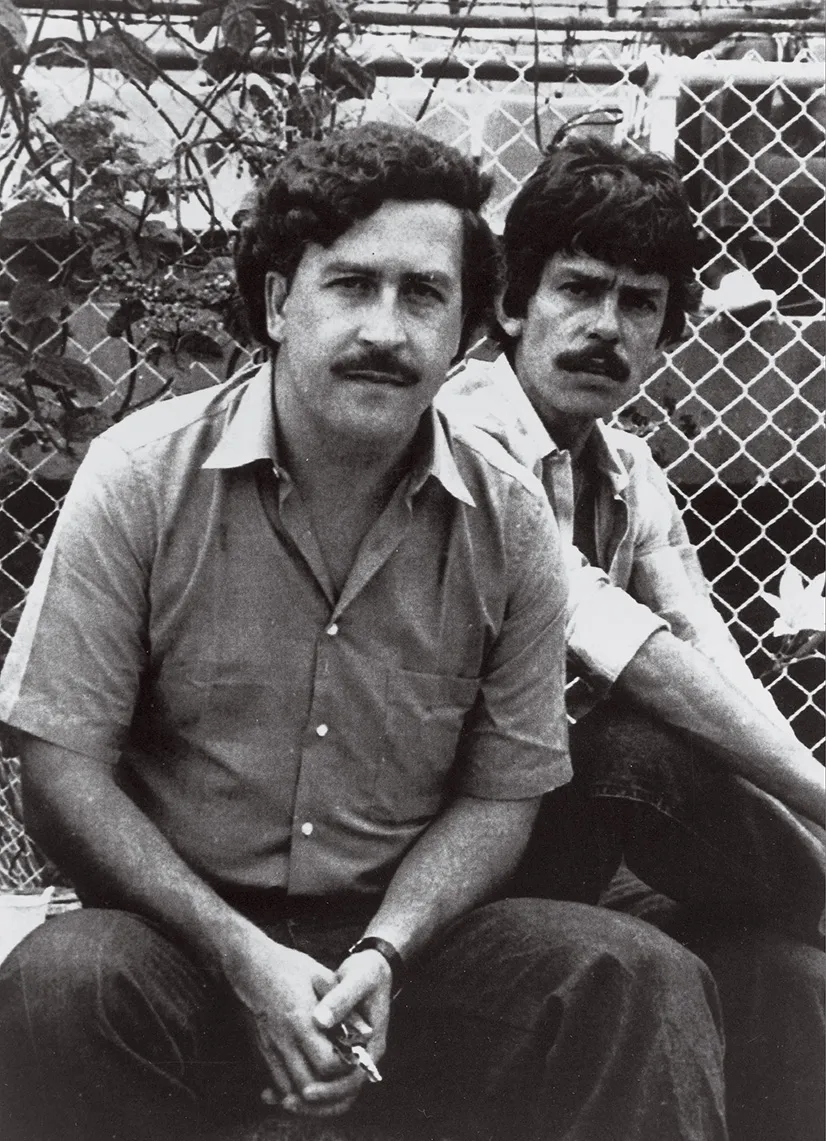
[1,4,824,886]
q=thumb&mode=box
[312,972,366,1030]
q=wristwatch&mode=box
[346,935,404,994]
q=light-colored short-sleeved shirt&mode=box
[0,366,570,897]
[438,352,784,724]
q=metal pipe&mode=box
[12,0,824,35]
[128,51,650,85]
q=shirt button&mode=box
[327,623,339,636]
[316,723,329,737]
[300,821,314,837]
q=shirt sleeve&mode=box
[626,454,786,723]
[565,546,668,683]
[568,444,785,724]
[459,481,572,799]
[0,437,155,761]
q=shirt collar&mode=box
[202,365,278,471]
[201,366,474,505]
[449,351,629,495]
[409,406,475,507]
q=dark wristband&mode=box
[346,935,404,991]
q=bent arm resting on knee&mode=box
[315,794,540,1030]
[19,735,366,1112]
[616,630,825,824]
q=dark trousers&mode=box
[516,698,826,1141]
[0,896,726,1141]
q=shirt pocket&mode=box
[374,668,480,823]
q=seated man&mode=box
[439,133,825,1141]
[0,125,728,1141]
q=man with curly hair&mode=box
[0,123,728,1141]
[439,132,825,1141]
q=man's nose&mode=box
[590,294,622,341]
[359,290,406,347]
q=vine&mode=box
[0,0,375,472]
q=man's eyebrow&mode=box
[322,260,455,289]
[322,260,377,277]
[621,282,668,302]
[401,270,456,289]
[562,267,665,299]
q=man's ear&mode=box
[265,272,289,342]
[494,290,523,339]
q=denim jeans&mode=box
[515,698,826,1141]
[517,697,826,944]
[0,895,726,1141]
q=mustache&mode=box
[331,349,420,388]
[556,348,630,384]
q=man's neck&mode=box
[539,410,596,464]
[273,377,420,509]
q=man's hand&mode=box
[227,926,373,1118]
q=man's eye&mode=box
[331,276,371,293]
[404,281,444,305]
[625,294,657,313]
[562,281,593,297]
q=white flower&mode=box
[763,566,826,637]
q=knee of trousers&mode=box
[0,908,212,1056]
[433,898,722,1019]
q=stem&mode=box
[114,322,141,419]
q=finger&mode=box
[282,1075,364,1119]
[313,970,377,1030]
[283,1093,361,1119]
[266,1035,326,1097]
[258,1051,293,1101]
[346,1010,374,1038]
[300,1070,365,1106]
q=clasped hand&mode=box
[230,929,393,1118]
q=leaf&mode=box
[177,330,225,359]
[221,0,258,55]
[764,565,826,637]
[202,45,244,82]
[246,81,274,115]
[85,30,158,88]
[308,0,353,32]
[27,354,102,398]
[105,298,147,337]
[192,6,222,43]
[0,201,74,244]
[90,233,126,274]
[309,50,375,101]
[8,279,69,325]
[205,140,228,170]
[285,88,332,137]
[0,351,24,389]
[141,219,182,251]
[0,0,26,51]
[29,36,81,69]
[58,405,112,444]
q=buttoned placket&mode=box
[542,452,576,549]
[269,463,420,893]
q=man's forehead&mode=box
[316,198,464,275]
[548,251,668,294]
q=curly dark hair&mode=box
[234,122,499,358]
[501,135,702,346]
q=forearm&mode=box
[617,630,825,822]
[360,794,539,964]
[21,736,261,972]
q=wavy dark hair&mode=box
[502,134,701,346]
[234,122,499,359]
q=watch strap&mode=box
[346,935,404,991]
